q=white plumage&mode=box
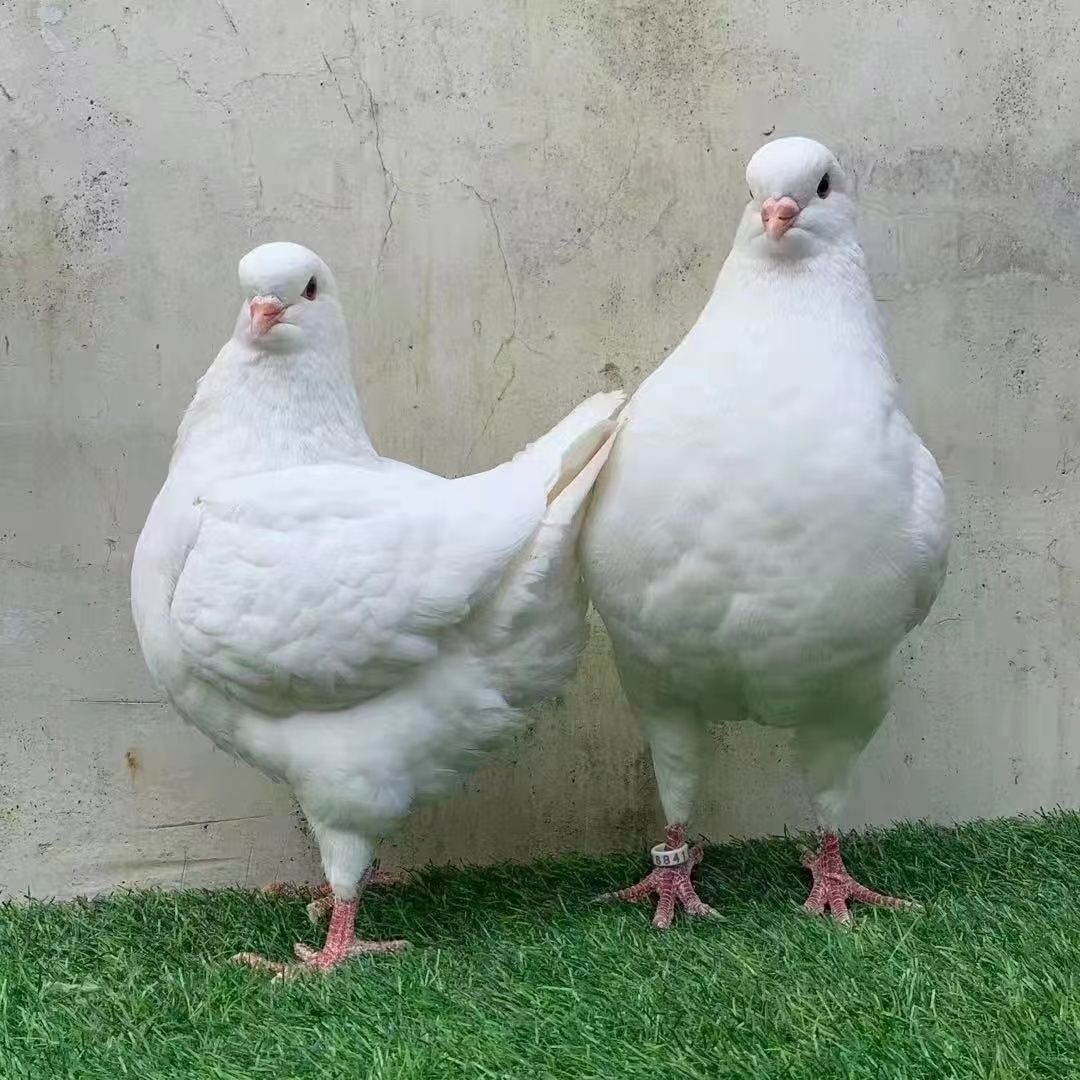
[131,242,623,974]
[582,137,948,927]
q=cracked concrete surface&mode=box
[3,0,1080,898]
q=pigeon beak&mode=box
[249,296,285,337]
[761,197,800,240]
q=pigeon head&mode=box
[236,242,340,351]
[739,137,857,260]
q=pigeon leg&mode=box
[595,824,722,929]
[793,705,916,924]
[801,831,918,924]
[264,865,411,923]
[240,851,411,977]
[598,710,719,928]
[234,894,410,980]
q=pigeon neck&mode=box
[712,239,875,314]
[171,337,375,478]
[702,240,891,383]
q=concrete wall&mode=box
[2,0,1078,899]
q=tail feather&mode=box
[510,390,625,503]
[543,415,623,526]
[476,409,625,706]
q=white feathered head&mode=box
[738,137,858,261]
[234,242,342,352]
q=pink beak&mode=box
[249,296,285,337]
[761,196,800,240]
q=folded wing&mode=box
[170,463,545,714]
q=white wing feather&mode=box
[905,438,949,631]
[170,463,544,713]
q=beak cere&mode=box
[249,296,285,337]
[761,196,800,240]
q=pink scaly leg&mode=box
[263,864,411,923]
[595,824,722,930]
[802,831,918,925]
[238,863,410,978]
[233,892,410,980]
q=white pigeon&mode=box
[581,137,948,927]
[131,242,624,976]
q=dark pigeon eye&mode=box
[817,173,831,199]
[303,277,317,300]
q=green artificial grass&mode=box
[2,814,1080,1079]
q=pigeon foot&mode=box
[594,824,722,930]
[802,831,920,924]
[233,896,410,980]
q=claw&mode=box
[234,894,410,979]
[803,832,917,925]
[306,895,335,924]
[263,865,410,904]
